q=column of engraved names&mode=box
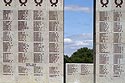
[18,10,32,75]
[2,10,15,75]
[67,64,78,75]
[113,9,125,77]
[98,10,112,77]
[49,11,61,77]
[33,10,45,76]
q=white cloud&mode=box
[64,33,93,56]
[64,33,93,47]
[65,5,91,12]
[65,40,92,48]
[64,38,72,43]
[67,33,93,40]
[75,41,90,46]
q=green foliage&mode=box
[64,47,93,63]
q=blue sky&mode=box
[64,0,93,56]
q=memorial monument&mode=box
[66,63,93,83]
[95,0,125,83]
[0,0,63,83]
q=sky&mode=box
[64,0,93,56]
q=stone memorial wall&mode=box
[66,63,93,83]
[96,0,125,83]
[0,0,63,83]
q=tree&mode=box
[64,55,70,63]
[64,47,93,63]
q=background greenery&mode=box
[64,47,93,63]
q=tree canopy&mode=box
[64,47,93,63]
